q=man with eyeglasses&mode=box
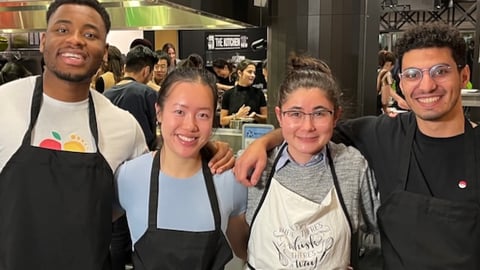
[234,22,479,269]
[150,50,170,90]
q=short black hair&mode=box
[125,45,159,73]
[155,50,171,67]
[130,38,154,50]
[46,0,111,34]
[212,58,234,72]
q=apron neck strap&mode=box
[399,115,478,200]
[22,76,99,148]
[464,120,478,200]
[398,115,416,189]
[148,150,222,230]
[326,145,353,231]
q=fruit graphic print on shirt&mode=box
[39,131,88,152]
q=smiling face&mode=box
[237,64,256,86]
[276,87,338,164]
[40,4,107,84]
[157,81,215,160]
[167,48,176,63]
[399,47,469,123]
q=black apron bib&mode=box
[377,119,480,269]
[0,77,113,270]
[132,150,233,270]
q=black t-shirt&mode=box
[221,85,267,115]
[104,81,158,150]
[216,76,235,88]
[333,113,478,204]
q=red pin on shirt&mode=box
[458,180,467,189]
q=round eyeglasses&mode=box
[281,109,334,124]
[399,64,461,84]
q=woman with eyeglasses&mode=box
[238,55,379,269]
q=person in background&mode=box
[162,42,180,72]
[376,50,394,114]
[220,59,268,126]
[241,55,379,269]
[114,67,248,269]
[104,45,158,151]
[128,38,160,92]
[150,50,170,90]
[179,53,204,69]
[262,59,268,84]
[0,61,32,85]
[91,44,123,93]
[212,58,235,91]
[390,58,410,112]
[130,38,153,51]
[103,44,159,270]
[377,50,409,115]
[234,22,480,269]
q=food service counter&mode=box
[211,128,243,154]
[462,89,480,107]
[462,89,480,122]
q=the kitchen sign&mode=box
[206,34,249,50]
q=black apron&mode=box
[0,77,113,270]
[132,150,233,270]
[377,119,480,269]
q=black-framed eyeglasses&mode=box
[281,109,334,124]
[399,64,462,84]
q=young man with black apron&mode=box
[0,1,148,269]
[0,78,114,269]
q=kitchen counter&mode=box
[211,128,243,154]
[462,89,480,107]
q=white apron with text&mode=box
[247,177,351,270]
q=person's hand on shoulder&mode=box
[233,140,267,187]
[234,128,283,186]
[208,140,235,174]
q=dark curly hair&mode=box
[395,23,466,70]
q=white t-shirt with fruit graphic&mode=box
[33,94,95,153]
[0,76,148,173]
